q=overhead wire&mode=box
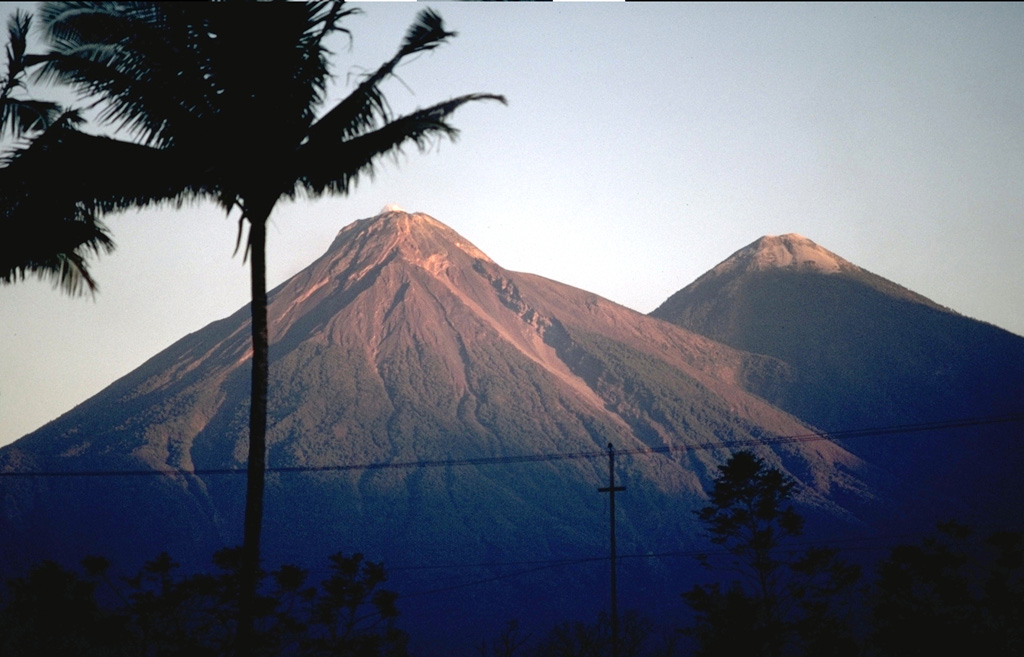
[3,412,1015,601]
[0,412,1020,479]
[380,531,943,600]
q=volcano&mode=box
[1,214,1016,650]
[651,232,1024,525]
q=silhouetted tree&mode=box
[476,620,531,657]
[0,549,406,657]
[471,613,678,657]
[786,546,861,657]
[531,611,675,657]
[303,552,406,657]
[0,3,503,652]
[870,522,1023,657]
[0,9,112,294]
[0,560,130,656]
[683,451,860,657]
[685,580,769,655]
[0,11,60,135]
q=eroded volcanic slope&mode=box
[1,213,884,647]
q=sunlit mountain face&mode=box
[2,214,1020,652]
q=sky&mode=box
[1,2,1023,448]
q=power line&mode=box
[385,531,924,575]
[388,554,608,573]
[0,413,1020,479]
[289,530,915,582]
[383,531,938,601]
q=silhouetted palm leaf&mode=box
[0,9,103,293]
[308,7,458,145]
[299,93,506,196]
[0,10,62,137]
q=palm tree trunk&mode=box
[238,213,269,656]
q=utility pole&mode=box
[598,442,625,657]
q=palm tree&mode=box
[0,9,112,295]
[0,2,503,652]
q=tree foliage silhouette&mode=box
[531,611,677,657]
[695,451,804,604]
[0,9,112,294]
[0,2,503,652]
[0,559,129,656]
[474,612,677,657]
[0,549,407,657]
[683,451,859,657]
[870,522,1023,657]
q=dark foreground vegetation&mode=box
[2,452,1020,657]
[0,549,406,657]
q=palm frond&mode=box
[401,8,456,56]
[0,10,64,137]
[2,9,30,85]
[1,113,210,207]
[38,1,163,45]
[35,2,203,147]
[0,217,113,295]
[305,8,459,147]
[0,97,64,138]
[36,2,342,152]
[294,1,361,125]
[0,117,212,294]
[309,1,360,51]
[296,93,506,197]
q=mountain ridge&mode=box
[656,232,949,322]
[651,231,1024,530]
[1,210,875,539]
[2,210,1018,652]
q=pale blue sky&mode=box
[2,2,1023,447]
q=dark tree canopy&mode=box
[871,522,1024,657]
[0,550,407,657]
[684,451,859,657]
[697,451,803,592]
